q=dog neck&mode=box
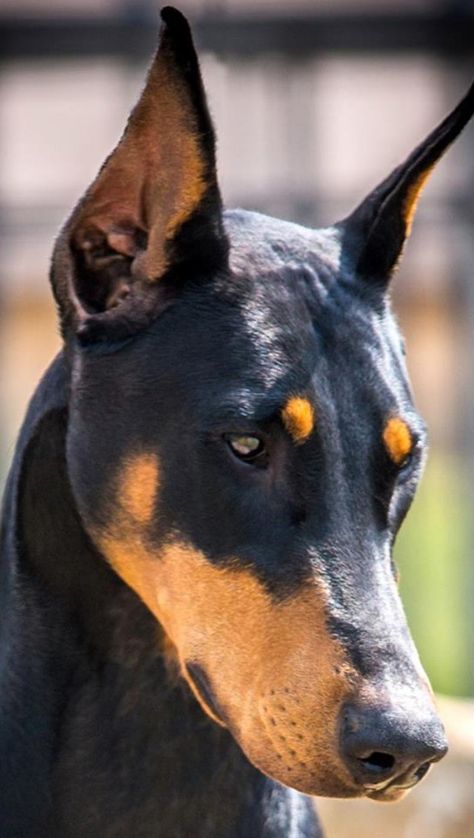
[0,353,321,838]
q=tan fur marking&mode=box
[95,521,357,795]
[403,165,435,237]
[118,454,159,525]
[383,417,413,465]
[160,632,181,682]
[92,451,362,796]
[281,396,315,444]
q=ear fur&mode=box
[341,81,474,283]
[51,6,228,344]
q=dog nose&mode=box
[340,703,448,790]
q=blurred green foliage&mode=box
[396,452,473,697]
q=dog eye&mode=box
[398,453,413,471]
[397,442,422,476]
[226,434,265,463]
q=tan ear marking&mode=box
[383,417,413,465]
[118,453,159,525]
[281,397,315,444]
[402,164,436,236]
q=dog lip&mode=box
[365,779,419,801]
[364,765,431,799]
[363,778,393,791]
[361,755,433,794]
[184,661,227,724]
[365,778,417,793]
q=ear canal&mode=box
[51,6,228,342]
[341,81,474,283]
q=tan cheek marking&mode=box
[160,632,181,682]
[97,533,353,726]
[98,531,159,618]
[118,454,159,525]
[96,510,355,737]
[383,417,413,465]
[281,396,315,443]
[147,544,356,792]
[94,460,357,792]
[403,165,435,237]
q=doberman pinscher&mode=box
[1,6,473,837]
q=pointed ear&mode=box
[51,6,228,344]
[341,82,474,284]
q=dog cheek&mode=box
[90,461,358,795]
[89,452,162,615]
[149,545,358,795]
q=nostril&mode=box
[358,751,395,775]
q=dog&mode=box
[1,6,473,837]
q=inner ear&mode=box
[73,224,148,313]
[51,7,228,341]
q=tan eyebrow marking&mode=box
[281,396,315,444]
[118,453,159,525]
[383,417,413,465]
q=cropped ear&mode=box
[341,81,474,284]
[51,6,228,344]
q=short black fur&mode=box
[1,5,473,836]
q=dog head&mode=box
[51,7,474,800]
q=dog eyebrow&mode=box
[281,396,315,444]
[204,391,316,439]
[382,417,414,465]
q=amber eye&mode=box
[226,434,265,463]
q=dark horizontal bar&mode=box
[0,10,473,63]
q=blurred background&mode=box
[0,1,473,835]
